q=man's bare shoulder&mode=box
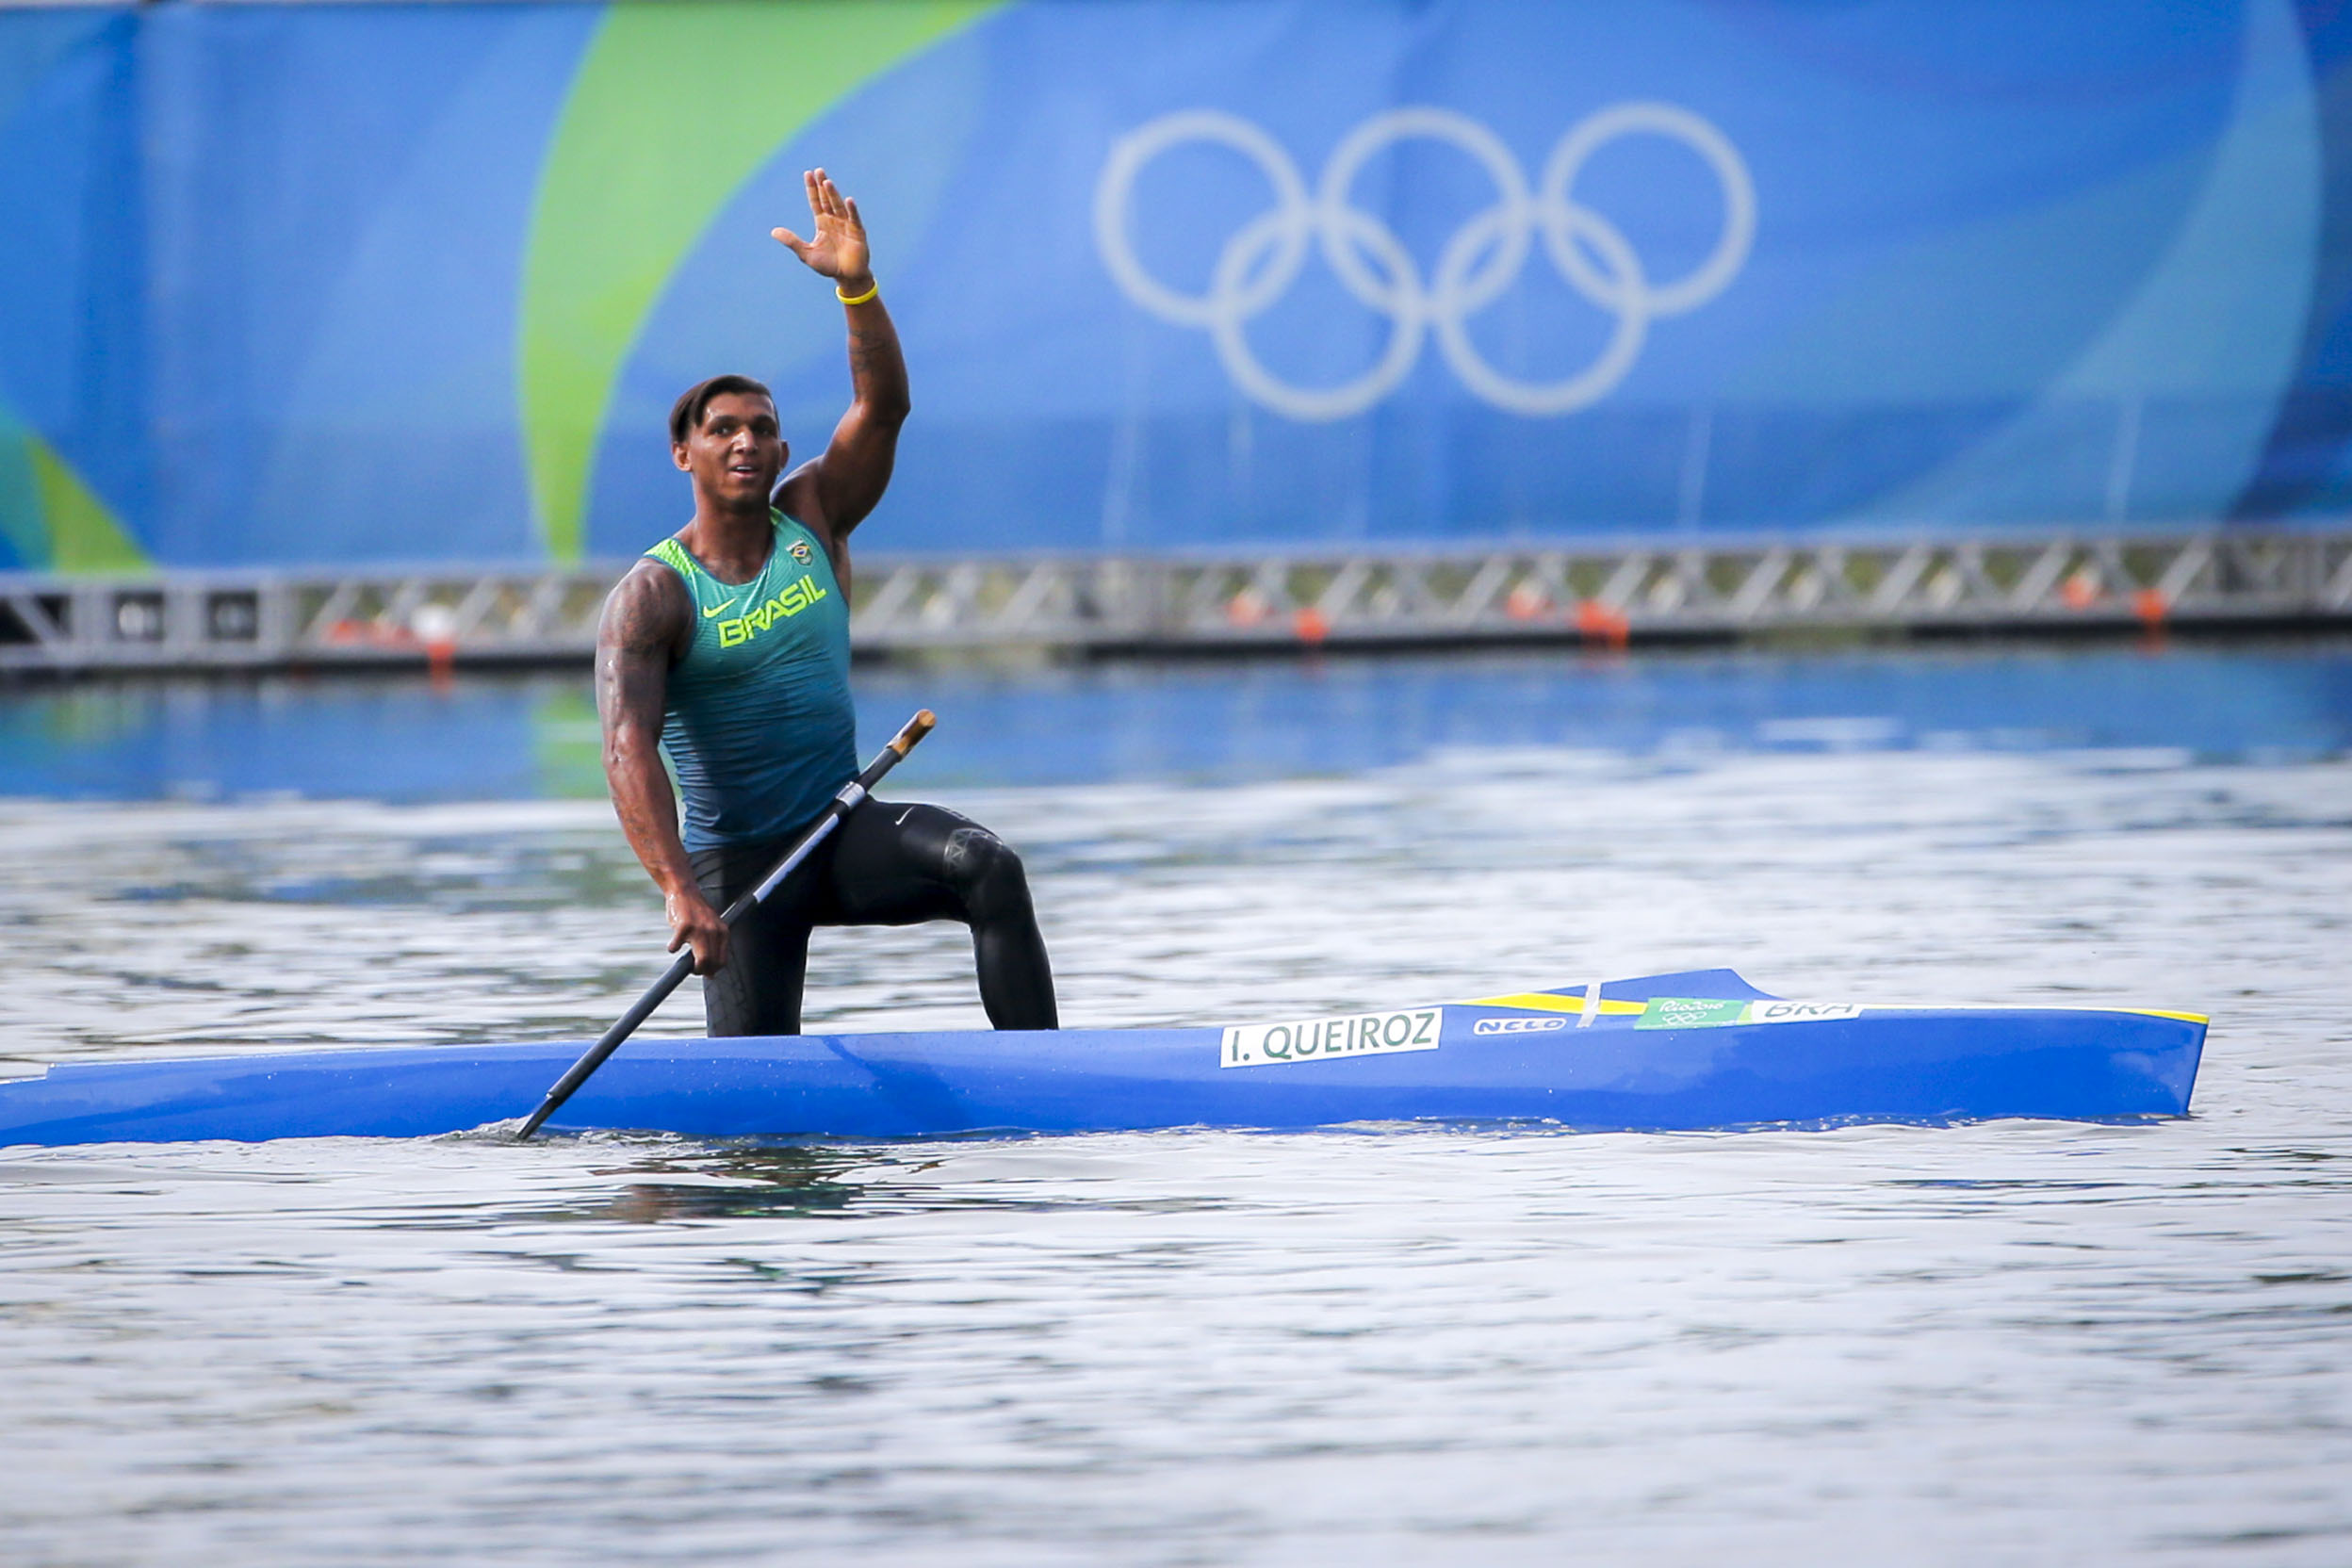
[599,556,692,657]
[774,466,844,564]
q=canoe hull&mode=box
[0,971,2207,1148]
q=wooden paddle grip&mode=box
[889,709,937,756]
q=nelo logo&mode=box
[1473,1016,1569,1036]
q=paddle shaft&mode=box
[515,709,936,1139]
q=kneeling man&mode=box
[596,169,1057,1035]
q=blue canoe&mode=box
[0,970,2205,1149]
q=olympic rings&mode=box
[1093,103,1756,420]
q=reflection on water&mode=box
[525,1142,1238,1227]
[2,645,2350,1563]
[560,1148,873,1224]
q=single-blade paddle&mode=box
[514,708,937,1140]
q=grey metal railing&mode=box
[5,530,2347,675]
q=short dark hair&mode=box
[669,375,775,445]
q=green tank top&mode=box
[645,510,857,852]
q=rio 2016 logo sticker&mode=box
[1095,104,1756,421]
[1221,1007,1441,1068]
[1636,998,1864,1030]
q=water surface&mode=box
[3,645,2349,1563]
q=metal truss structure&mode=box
[6,530,2350,676]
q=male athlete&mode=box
[596,170,1057,1036]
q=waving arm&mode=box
[771,169,909,553]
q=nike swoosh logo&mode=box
[703,598,739,619]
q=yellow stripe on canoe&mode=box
[1469,994,2208,1025]
[1468,991,1647,1017]
[1835,1003,2210,1024]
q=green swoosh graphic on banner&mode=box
[520,0,1002,563]
[0,400,147,572]
[30,436,147,572]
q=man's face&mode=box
[674,392,786,506]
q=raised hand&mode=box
[771,169,873,289]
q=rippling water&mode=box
[4,647,2350,1564]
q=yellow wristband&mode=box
[836,278,879,306]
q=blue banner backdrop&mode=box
[4,0,2352,570]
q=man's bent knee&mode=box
[939,826,1033,923]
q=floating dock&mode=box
[4,530,2349,676]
